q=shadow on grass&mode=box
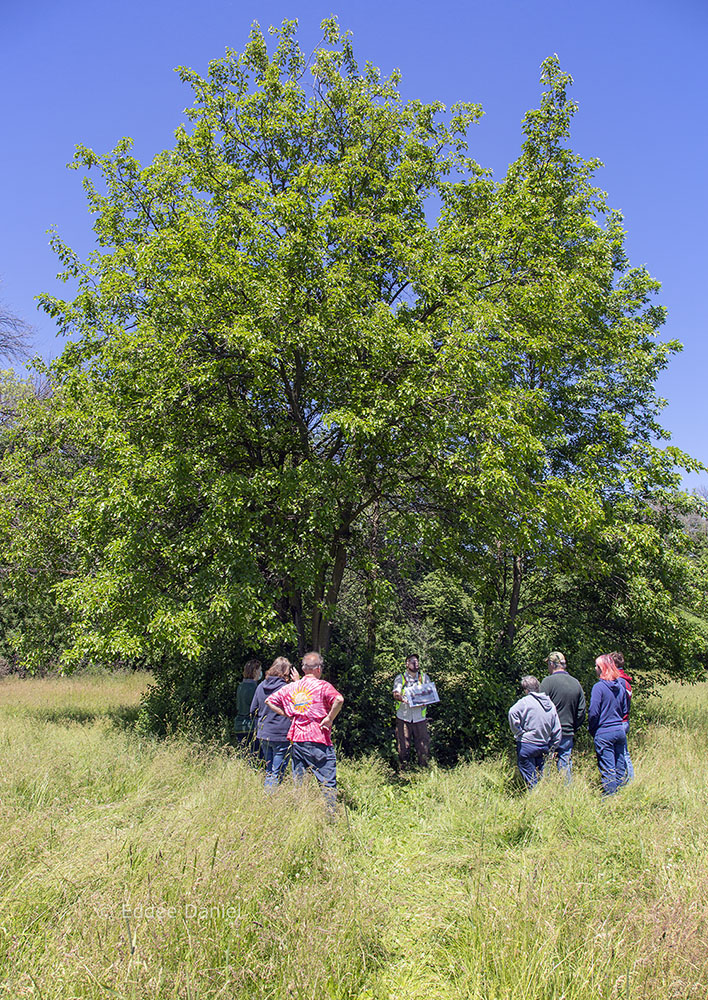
[25,704,141,730]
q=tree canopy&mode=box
[0,20,705,749]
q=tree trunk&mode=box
[290,591,306,657]
[364,503,381,656]
[500,553,523,650]
[310,541,348,653]
[310,562,327,653]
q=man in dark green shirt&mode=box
[539,651,586,779]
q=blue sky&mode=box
[2,0,706,487]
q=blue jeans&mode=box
[622,721,635,781]
[555,734,574,780]
[260,739,291,789]
[516,742,551,788]
[594,727,628,795]
[291,742,337,809]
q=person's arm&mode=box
[321,694,344,733]
[587,685,601,736]
[508,700,523,739]
[393,674,404,703]
[576,685,587,731]
[265,688,289,717]
[618,684,629,720]
[550,708,562,749]
[249,687,261,718]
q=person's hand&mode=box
[321,716,333,732]
[290,667,300,681]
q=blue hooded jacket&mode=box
[250,675,292,741]
[588,679,628,737]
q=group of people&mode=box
[508,650,633,794]
[234,646,635,807]
[234,652,344,807]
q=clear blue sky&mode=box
[2,0,706,487]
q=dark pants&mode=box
[235,730,259,760]
[517,741,551,788]
[291,741,337,809]
[396,718,430,767]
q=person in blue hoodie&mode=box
[508,676,562,788]
[588,653,629,796]
[250,657,299,788]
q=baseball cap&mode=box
[545,651,566,666]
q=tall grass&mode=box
[1,675,707,998]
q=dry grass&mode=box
[0,669,148,719]
[0,673,707,998]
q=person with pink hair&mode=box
[611,650,634,781]
[588,653,629,795]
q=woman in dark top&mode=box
[250,657,298,788]
[588,653,629,796]
[233,658,262,747]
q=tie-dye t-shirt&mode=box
[266,674,341,746]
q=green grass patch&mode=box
[0,675,707,998]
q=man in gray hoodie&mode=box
[508,675,562,788]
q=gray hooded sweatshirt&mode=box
[508,692,562,748]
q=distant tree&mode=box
[683,488,708,650]
[0,372,72,671]
[0,291,30,364]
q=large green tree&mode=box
[1,20,701,690]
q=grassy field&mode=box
[1,673,707,999]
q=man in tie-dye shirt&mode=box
[266,651,344,808]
